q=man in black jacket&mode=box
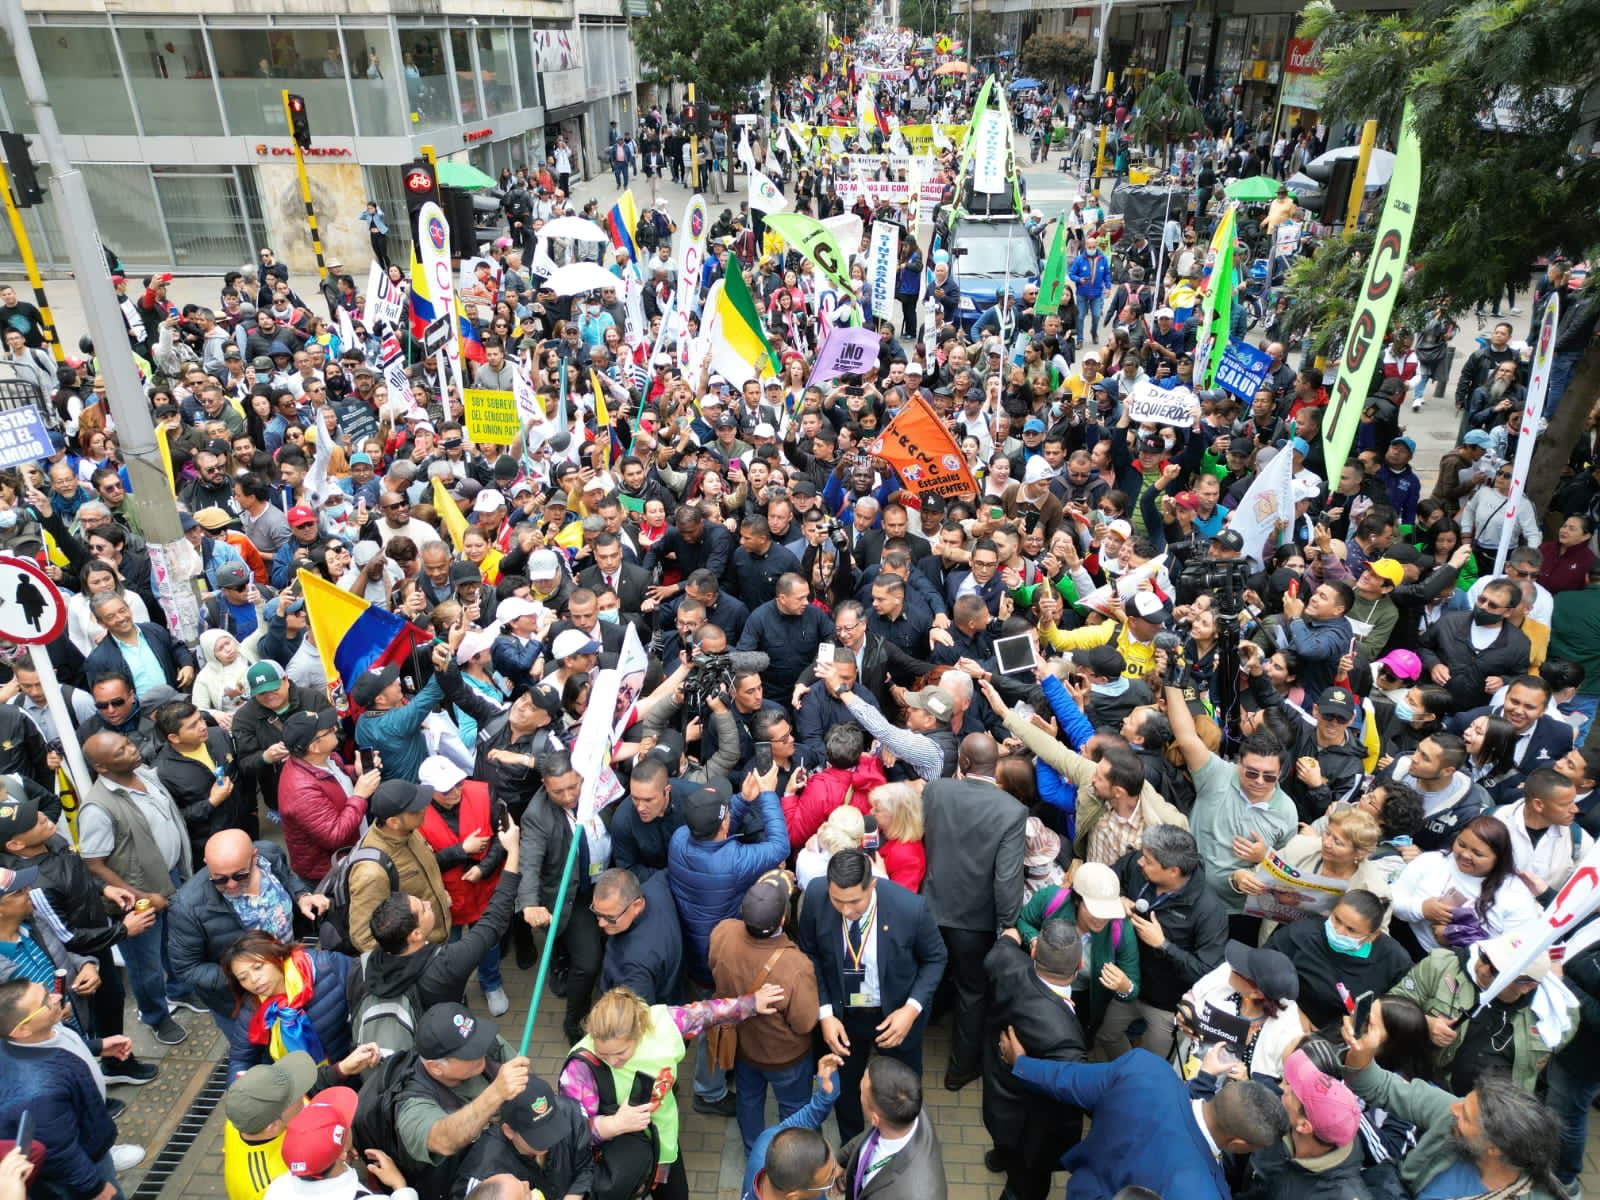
[981,925,1086,1200]
[75,672,162,764]
[0,790,159,1086]
[151,700,253,865]
[230,660,331,814]
[1099,825,1229,1061]
[644,507,734,596]
[452,1075,594,1200]
[1418,579,1532,712]
[366,820,520,1014]
[593,867,683,1004]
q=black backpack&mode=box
[315,846,398,956]
[353,1048,503,1200]
[564,1049,660,1200]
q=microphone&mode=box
[1134,898,1151,916]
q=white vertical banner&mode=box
[416,201,464,398]
[1224,446,1295,567]
[673,195,707,371]
[973,109,1008,193]
[1493,293,1559,577]
[867,221,899,323]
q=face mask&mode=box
[597,609,619,624]
[1090,677,1130,698]
[1324,919,1373,958]
[0,509,17,529]
[325,505,349,522]
[1393,698,1417,723]
[1471,606,1502,627]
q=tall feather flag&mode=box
[298,569,432,713]
[432,477,470,552]
[1194,203,1237,389]
[1035,217,1071,315]
[590,369,614,471]
[709,262,782,384]
[606,190,641,262]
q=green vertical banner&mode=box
[1195,203,1237,389]
[1321,99,1422,481]
[956,77,995,194]
[1035,217,1070,315]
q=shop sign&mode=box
[254,144,352,158]
[463,128,493,143]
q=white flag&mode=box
[1225,446,1295,567]
[749,169,788,214]
[829,131,846,156]
[737,125,756,171]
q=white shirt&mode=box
[1498,799,1592,892]
[817,896,881,1020]
[1391,849,1543,952]
[864,1119,919,1180]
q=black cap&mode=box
[448,561,482,586]
[683,786,729,838]
[350,664,400,708]
[415,1002,499,1060]
[1138,434,1164,453]
[741,873,792,937]
[647,730,685,766]
[523,684,563,719]
[791,480,818,498]
[1225,941,1300,1004]
[500,1077,567,1150]
[1384,543,1421,566]
[283,709,338,756]
[0,792,40,840]
[1212,529,1246,552]
[1071,645,1125,679]
[494,455,519,481]
[1316,686,1358,722]
[369,779,431,821]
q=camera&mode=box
[683,651,734,714]
[1179,554,1253,614]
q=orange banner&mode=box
[868,395,979,499]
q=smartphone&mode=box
[15,1110,33,1154]
[493,801,510,834]
[816,641,836,668]
[1287,579,1300,600]
[1353,991,1377,1038]
[753,741,775,774]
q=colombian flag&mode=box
[606,190,640,262]
[408,260,486,365]
[456,296,486,366]
[298,569,432,712]
[553,520,585,560]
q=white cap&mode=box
[455,626,499,664]
[551,628,602,659]
[496,596,543,625]
[1292,478,1320,504]
[584,471,614,493]
[418,755,468,794]
[529,549,562,578]
[351,541,381,566]
[752,422,776,439]
[1105,518,1133,541]
[472,488,506,514]
[1153,307,1175,321]
[1023,456,1056,484]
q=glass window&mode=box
[363,165,410,263]
[514,29,539,112]
[0,26,133,136]
[152,165,268,270]
[210,27,356,138]
[120,27,223,137]
[397,27,456,132]
[3,165,168,272]
[343,28,403,137]
[449,30,481,124]
[1216,16,1249,80]
[476,27,516,118]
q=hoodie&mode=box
[362,868,521,1012]
[1242,1134,1369,1200]
[1381,755,1489,853]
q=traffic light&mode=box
[287,94,312,149]
[682,102,696,130]
[0,132,44,208]
[401,157,439,234]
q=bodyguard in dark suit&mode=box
[919,734,1027,1089]
[578,532,653,641]
[642,504,733,581]
[796,851,947,1144]
[981,928,1086,1200]
[839,1057,948,1200]
[593,867,682,1005]
[1446,675,1574,774]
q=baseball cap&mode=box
[448,560,482,587]
[246,662,286,697]
[287,505,317,528]
[551,629,601,660]
[281,1086,358,1179]
[1377,648,1422,681]
[349,452,373,466]
[1224,941,1300,1004]
[1315,686,1357,722]
[1153,307,1175,320]
[1479,930,1551,983]
[418,755,468,794]
[179,512,198,533]
[1385,542,1422,566]
[455,626,499,665]
[216,561,251,590]
[1023,456,1055,484]
[1071,861,1124,922]
[281,709,338,756]
[903,686,955,723]
[1023,417,1046,435]
[250,355,274,373]
[1105,519,1134,542]
[1282,1049,1360,1147]
[224,1051,318,1135]
[522,684,564,720]
[0,794,40,841]
[1173,491,1200,511]
[741,873,792,937]
[369,779,432,822]
[529,549,562,579]
[1138,433,1165,454]
[500,1077,568,1151]
[1128,592,1170,624]
[472,489,507,514]
[349,664,400,708]
[1367,559,1404,587]
[1071,645,1125,679]
[683,786,730,838]
[417,1000,501,1060]
[1212,528,1246,553]
[1462,430,1493,449]
[904,362,924,376]
[194,506,236,532]
[1289,436,1310,457]
[715,414,739,430]
[0,865,38,898]
[496,597,543,626]
[752,422,776,439]
[1389,435,1417,455]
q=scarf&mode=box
[248,947,326,1064]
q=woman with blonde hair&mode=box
[559,984,785,1200]
[869,782,927,891]
[1237,805,1391,942]
[795,804,885,889]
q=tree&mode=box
[633,0,822,111]
[1288,0,1600,512]
[1126,71,1203,172]
[1020,31,1093,89]
[821,0,872,44]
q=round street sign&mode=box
[0,553,66,644]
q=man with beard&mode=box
[1466,360,1526,432]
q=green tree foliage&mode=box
[634,0,822,109]
[1290,0,1600,509]
[1020,31,1093,88]
[822,0,873,43]
[1126,71,1203,171]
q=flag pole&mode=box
[518,834,583,1056]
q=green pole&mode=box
[518,831,584,1055]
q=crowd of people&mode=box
[3,25,1600,1200]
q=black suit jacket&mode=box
[797,877,947,1018]
[578,561,652,640]
[840,1112,947,1200]
[1447,706,1573,773]
[920,777,1028,933]
[980,937,1086,1166]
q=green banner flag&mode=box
[955,76,995,195]
[1035,216,1071,315]
[764,212,857,308]
[1322,100,1422,481]
[1195,203,1236,389]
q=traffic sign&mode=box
[0,553,64,644]
[423,315,451,354]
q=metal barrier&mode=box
[0,362,48,414]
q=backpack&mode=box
[349,950,422,1054]
[564,1048,660,1200]
[352,1051,432,1194]
[315,846,398,956]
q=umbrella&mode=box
[435,160,497,190]
[543,261,624,297]
[1306,145,1397,190]
[1285,171,1325,204]
[539,216,610,243]
[1007,77,1044,92]
[1224,175,1292,203]
[934,61,974,76]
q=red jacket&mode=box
[417,781,499,926]
[879,839,926,892]
[278,755,367,882]
[781,754,887,849]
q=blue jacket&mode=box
[1279,613,1355,699]
[1377,463,1421,525]
[895,249,923,298]
[737,600,835,694]
[0,1037,118,1197]
[1068,251,1112,298]
[490,632,544,689]
[795,680,878,764]
[356,671,446,783]
[796,875,947,1017]
[224,948,353,1078]
[1011,1050,1229,1200]
[667,788,788,983]
[740,1076,841,1200]
[598,870,683,1004]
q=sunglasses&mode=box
[95,696,130,709]
[209,867,253,887]
[1241,767,1280,784]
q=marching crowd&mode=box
[3,27,1600,1200]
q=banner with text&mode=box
[463,388,520,445]
[869,394,980,498]
[1126,380,1200,428]
[1213,340,1274,403]
[868,221,899,321]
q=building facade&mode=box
[0,0,647,276]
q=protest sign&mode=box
[868,221,899,320]
[868,394,979,498]
[807,326,883,387]
[0,408,54,469]
[1213,339,1274,403]
[463,388,520,445]
[1242,852,1351,923]
[1126,380,1199,428]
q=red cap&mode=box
[1174,491,1200,511]
[287,505,317,527]
[281,1086,358,1178]
[111,275,126,285]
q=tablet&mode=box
[994,634,1039,677]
